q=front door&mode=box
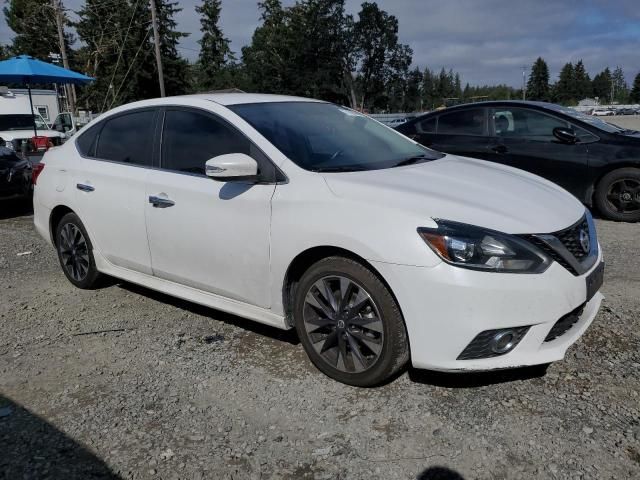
[487,107,592,199]
[145,108,275,308]
[73,108,158,274]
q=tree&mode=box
[74,0,188,111]
[4,0,71,60]
[573,60,592,100]
[630,72,640,103]
[403,67,422,111]
[611,66,628,104]
[592,67,612,103]
[554,62,575,105]
[195,0,233,91]
[242,0,353,103]
[351,2,411,110]
[526,57,550,101]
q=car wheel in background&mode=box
[55,212,103,289]
[595,168,640,222]
[293,256,409,387]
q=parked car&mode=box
[33,94,604,386]
[591,108,615,116]
[396,100,640,222]
[0,139,32,200]
[617,107,638,116]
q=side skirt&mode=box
[93,249,289,330]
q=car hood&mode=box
[322,155,585,234]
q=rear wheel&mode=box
[594,168,640,222]
[55,212,103,289]
[293,256,409,387]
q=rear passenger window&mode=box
[95,110,156,166]
[161,109,251,175]
[437,109,485,135]
[75,123,101,157]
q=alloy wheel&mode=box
[606,178,640,213]
[58,223,90,282]
[302,275,384,373]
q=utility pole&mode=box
[522,66,527,101]
[52,0,76,114]
[150,0,166,97]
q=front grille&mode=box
[457,326,529,360]
[544,304,585,342]
[556,218,589,260]
[520,214,592,276]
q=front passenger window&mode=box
[162,110,251,175]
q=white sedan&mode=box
[33,94,604,386]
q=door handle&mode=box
[76,183,95,192]
[149,195,175,208]
[491,145,508,154]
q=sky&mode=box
[1,0,639,87]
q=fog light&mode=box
[457,326,530,360]
[491,331,516,354]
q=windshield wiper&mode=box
[392,154,429,168]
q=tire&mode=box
[54,212,103,289]
[293,256,409,387]
[594,168,640,222]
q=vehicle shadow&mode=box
[417,466,466,479]
[118,281,300,346]
[0,394,121,479]
[408,363,549,388]
[0,197,33,220]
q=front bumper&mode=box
[372,248,603,371]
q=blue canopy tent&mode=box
[0,55,94,136]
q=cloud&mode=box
[2,0,638,87]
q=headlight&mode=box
[418,220,550,273]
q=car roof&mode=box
[433,100,559,111]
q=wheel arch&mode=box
[49,205,75,246]
[281,245,405,330]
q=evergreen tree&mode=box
[630,73,640,103]
[195,0,233,91]
[592,68,612,103]
[403,67,422,112]
[611,66,628,104]
[573,60,592,100]
[75,0,188,111]
[554,62,575,105]
[4,0,70,60]
[526,57,550,101]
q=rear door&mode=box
[73,108,158,274]
[403,108,492,159]
[486,106,593,198]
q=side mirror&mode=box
[553,127,578,144]
[205,153,259,182]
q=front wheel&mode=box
[293,256,409,387]
[594,168,640,222]
[55,212,103,289]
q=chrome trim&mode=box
[529,210,598,276]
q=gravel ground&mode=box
[0,198,638,480]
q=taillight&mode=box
[32,163,45,185]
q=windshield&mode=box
[0,114,50,131]
[544,105,623,133]
[229,102,443,171]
